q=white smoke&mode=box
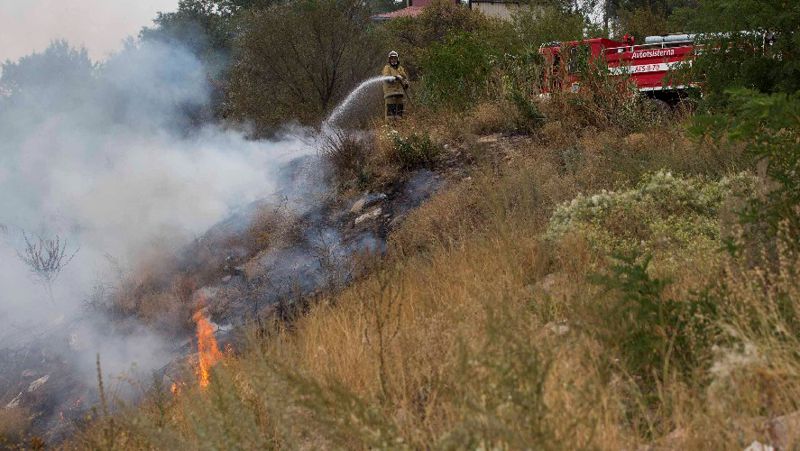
[0,39,315,388]
[0,0,178,61]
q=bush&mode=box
[226,0,382,134]
[379,0,490,80]
[591,253,719,394]
[321,130,375,190]
[417,32,497,109]
[386,129,441,170]
[691,89,800,251]
[547,170,757,255]
[672,0,800,105]
[513,6,584,47]
[544,55,668,133]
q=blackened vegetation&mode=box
[16,233,79,304]
[0,148,442,446]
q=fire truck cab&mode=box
[539,34,696,102]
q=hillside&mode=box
[65,87,800,449]
[2,0,799,449]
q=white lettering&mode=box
[631,48,676,59]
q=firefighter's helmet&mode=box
[388,51,399,59]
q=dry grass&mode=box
[0,407,30,445]
[467,100,519,136]
[70,97,795,450]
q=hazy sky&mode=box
[1,0,178,62]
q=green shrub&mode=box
[418,32,496,109]
[388,129,441,170]
[691,89,800,251]
[672,0,800,106]
[321,130,374,190]
[547,170,757,254]
[378,0,491,82]
[512,6,584,47]
[509,89,545,132]
[591,253,719,393]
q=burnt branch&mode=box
[16,231,79,303]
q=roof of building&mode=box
[372,5,425,20]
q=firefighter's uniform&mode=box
[382,58,409,121]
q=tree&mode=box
[0,40,94,110]
[672,0,800,103]
[139,0,281,119]
[226,0,383,134]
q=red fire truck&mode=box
[539,33,697,102]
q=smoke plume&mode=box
[0,39,315,393]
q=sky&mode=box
[0,0,178,62]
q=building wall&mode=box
[471,2,522,20]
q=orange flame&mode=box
[193,310,223,389]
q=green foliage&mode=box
[418,33,498,109]
[388,129,442,170]
[378,0,489,81]
[547,170,757,254]
[591,253,719,391]
[672,0,800,104]
[509,89,546,132]
[140,0,246,73]
[513,6,585,47]
[616,6,670,39]
[226,0,382,134]
[545,53,668,133]
[691,89,800,249]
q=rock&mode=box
[477,133,501,144]
[545,322,570,336]
[350,193,387,214]
[21,369,38,377]
[5,392,22,409]
[28,375,49,392]
[744,441,775,451]
[355,207,382,225]
[766,411,800,450]
[539,273,559,294]
[350,198,367,214]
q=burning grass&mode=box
[192,309,224,390]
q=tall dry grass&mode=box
[69,97,794,450]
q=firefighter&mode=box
[382,51,409,121]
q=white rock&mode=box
[545,322,570,336]
[5,392,22,409]
[355,207,382,225]
[28,374,49,392]
[350,197,367,214]
[766,410,800,450]
[744,440,774,451]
